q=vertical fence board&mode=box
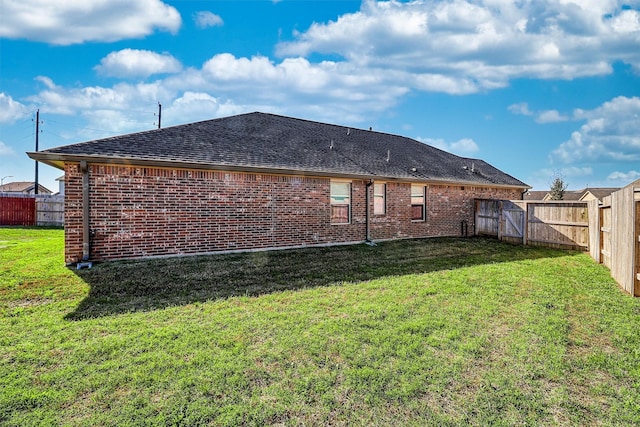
[600,203,612,269]
[635,199,640,296]
[609,187,635,295]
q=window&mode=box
[331,181,351,224]
[374,183,386,215]
[411,184,426,221]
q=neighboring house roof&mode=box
[523,190,549,200]
[557,187,619,201]
[524,187,619,202]
[0,181,52,194]
[559,191,585,201]
[578,188,618,201]
[28,112,529,189]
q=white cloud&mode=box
[0,93,29,123]
[606,170,640,183]
[20,43,412,140]
[0,141,16,156]
[165,92,244,124]
[34,76,59,90]
[508,103,533,116]
[552,96,640,163]
[0,0,181,45]
[509,104,569,123]
[95,49,182,78]
[536,110,569,123]
[26,76,178,135]
[418,137,480,156]
[610,9,640,33]
[194,11,223,28]
[563,166,594,178]
[275,0,640,94]
[197,53,408,121]
[13,1,636,139]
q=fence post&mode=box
[588,199,600,263]
[523,201,529,246]
[497,200,503,241]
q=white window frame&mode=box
[411,184,426,222]
[373,182,386,215]
[330,181,351,225]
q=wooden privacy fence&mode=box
[587,184,640,296]
[475,199,589,250]
[0,195,64,227]
[36,195,64,226]
[477,185,640,296]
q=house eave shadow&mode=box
[65,236,575,320]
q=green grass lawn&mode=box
[1,228,639,426]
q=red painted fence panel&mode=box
[0,196,36,226]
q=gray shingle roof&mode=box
[0,181,53,194]
[523,190,550,200]
[579,188,618,200]
[29,112,528,188]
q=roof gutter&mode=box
[365,179,374,245]
[26,152,531,191]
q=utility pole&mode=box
[157,103,162,129]
[34,109,40,195]
[1,175,13,193]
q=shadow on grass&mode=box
[66,236,573,320]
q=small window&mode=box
[374,183,386,215]
[411,185,426,221]
[331,181,351,224]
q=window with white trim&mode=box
[374,183,386,215]
[330,181,351,224]
[411,184,426,221]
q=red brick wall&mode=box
[63,163,521,263]
[369,182,521,240]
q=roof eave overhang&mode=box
[27,152,530,190]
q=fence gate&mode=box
[500,201,525,244]
[475,199,524,243]
[475,199,499,237]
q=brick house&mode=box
[28,112,529,264]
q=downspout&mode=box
[78,161,92,269]
[365,179,375,246]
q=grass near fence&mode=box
[1,227,640,426]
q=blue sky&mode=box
[1,0,639,193]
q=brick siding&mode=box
[369,182,520,240]
[63,163,521,263]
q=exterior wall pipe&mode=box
[80,161,90,262]
[365,179,373,243]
